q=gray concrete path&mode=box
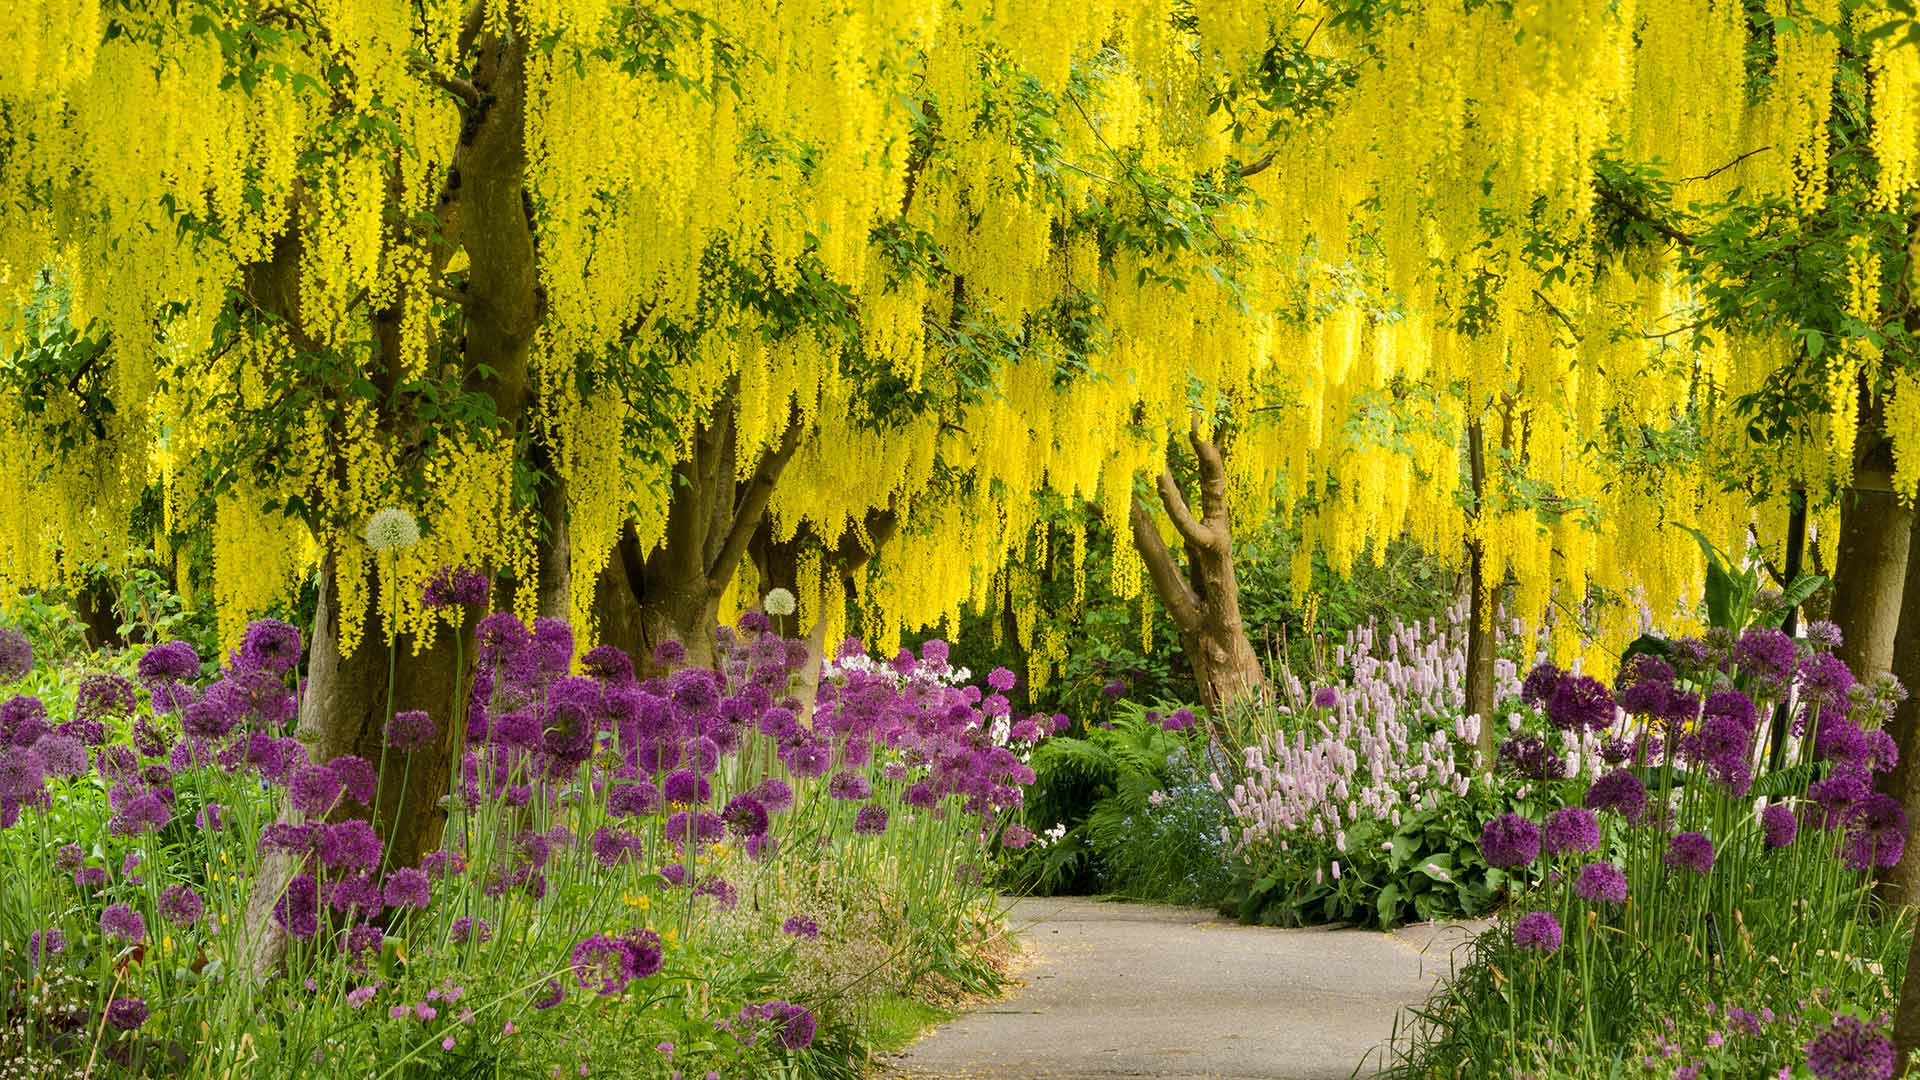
[888,896,1478,1080]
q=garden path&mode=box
[888,896,1479,1080]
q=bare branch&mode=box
[706,412,805,596]
[1130,492,1201,627]
[1156,470,1216,550]
[1186,418,1232,536]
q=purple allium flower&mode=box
[387,710,438,752]
[28,928,65,965]
[651,640,686,668]
[1584,769,1648,823]
[138,641,201,685]
[100,903,145,944]
[158,885,203,926]
[76,675,136,724]
[784,739,833,779]
[722,795,769,838]
[609,781,664,817]
[662,769,709,805]
[1664,831,1716,874]
[106,998,149,1031]
[1543,807,1601,856]
[592,826,641,867]
[449,917,493,945]
[35,734,86,779]
[289,764,345,815]
[828,771,872,801]
[1811,767,1872,827]
[1521,662,1563,707]
[582,645,633,684]
[1806,620,1845,651]
[1001,824,1035,850]
[384,867,432,910]
[854,803,890,836]
[1498,734,1568,781]
[1762,803,1799,848]
[571,934,636,996]
[0,627,31,683]
[1547,675,1615,732]
[532,978,565,1010]
[988,667,1017,692]
[1817,719,1870,766]
[1799,652,1857,712]
[1804,1015,1894,1080]
[422,850,466,878]
[330,755,378,805]
[423,566,490,609]
[317,820,383,871]
[1841,793,1908,871]
[1479,813,1541,868]
[1574,861,1628,904]
[0,749,44,802]
[1733,629,1796,689]
[1309,687,1340,710]
[239,618,302,674]
[621,928,664,978]
[782,915,820,939]
[1512,911,1562,954]
[1702,689,1758,731]
[904,781,937,809]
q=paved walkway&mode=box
[889,896,1478,1080]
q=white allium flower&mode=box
[363,508,421,551]
[763,587,797,616]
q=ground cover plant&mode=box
[0,584,1047,1078]
[1387,613,1914,1078]
[1214,600,1527,929]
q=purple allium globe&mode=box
[386,710,438,752]
[384,867,432,910]
[1584,769,1648,823]
[1542,807,1601,856]
[238,618,302,674]
[28,928,65,965]
[1574,861,1628,905]
[571,933,637,996]
[1732,628,1796,689]
[782,915,820,939]
[137,640,200,686]
[827,771,872,801]
[1479,813,1541,868]
[100,903,145,944]
[1799,652,1857,712]
[289,765,345,816]
[0,626,31,683]
[158,884,204,926]
[1546,675,1615,733]
[1804,1015,1894,1080]
[1841,793,1908,871]
[722,794,770,838]
[1664,831,1716,874]
[1520,662,1562,708]
[853,803,890,835]
[105,997,149,1031]
[987,667,1017,692]
[1701,689,1758,731]
[1762,803,1800,848]
[423,565,490,609]
[1512,911,1562,954]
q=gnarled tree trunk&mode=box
[1876,512,1920,907]
[1127,419,1267,713]
[240,558,468,976]
[593,400,801,675]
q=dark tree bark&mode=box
[1830,482,1912,681]
[240,558,467,976]
[241,11,541,975]
[593,400,802,674]
[749,508,897,716]
[1127,419,1267,713]
[1876,513,1920,907]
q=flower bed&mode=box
[0,604,1044,1077]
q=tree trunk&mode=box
[1876,512,1920,906]
[1464,415,1500,771]
[1830,483,1913,680]
[749,510,897,717]
[1127,419,1268,713]
[592,400,802,676]
[241,557,466,977]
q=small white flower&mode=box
[363,508,420,551]
[763,588,797,616]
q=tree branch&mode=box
[1130,492,1201,627]
[706,412,805,596]
[1186,418,1232,536]
[1156,469,1217,550]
